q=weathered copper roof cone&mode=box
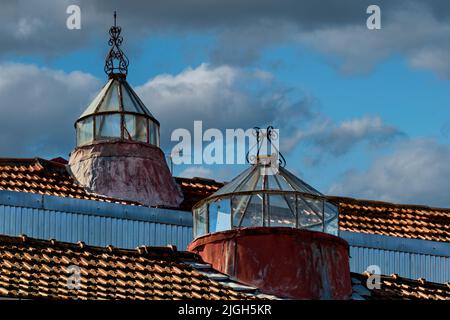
[188,127,351,299]
[68,12,183,207]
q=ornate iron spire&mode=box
[246,126,286,167]
[104,11,129,77]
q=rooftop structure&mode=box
[192,127,339,238]
[68,13,182,208]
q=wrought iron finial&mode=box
[246,126,286,167]
[104,11,129,77]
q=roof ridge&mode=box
[0,233,198,260]
[357,271,450,289]
[329,195,450,212]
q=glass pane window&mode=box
[124,115,148,143]
[209,200,231,233]
[240,193,263,227]
[155,124,160,147]
[76,117,94,146]
[268,195,296,228]
[194,205,208,237]
[122,86,143,113]
[97,82,120,112]
[297,197,323,230]
[95,114,121,140]
[149,121,160,146]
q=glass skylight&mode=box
[193,162,339,238]
[75,76,159,147]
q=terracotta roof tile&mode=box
[0,234,258,300]
[0,158,139,206]
[329,196,450,242]
[174,177,224,211]
[351,272,450,300]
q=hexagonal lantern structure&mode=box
[188,128,351,300]
[192,160,339,238]
[75,74,160,148]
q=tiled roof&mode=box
[175,177,224,211]
[351,272,450,300]
[0,234,264,300]
[0,158,139,206]
[329,196,450,243]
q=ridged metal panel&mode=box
[0,203,193,250]
[342,231,450,284]
[348,246,450,283]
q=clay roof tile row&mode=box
[0,234,257,300]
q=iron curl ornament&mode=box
[246,126,286,167]
[104,12,129,76]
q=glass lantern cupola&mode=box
[192,127,339,238]
[75,12,160,148]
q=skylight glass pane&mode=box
[274,175,294,191]
[214,166,255,196]
[232,195,251,228]
[80,80,113,117]
[240,193,263,227]
[268,195,296,228]
[209,199,231,233]
[236,168,260,192]
[297,197,323,230]
[194,205,208,237]
[97,81,120,112]
[282,167,322,195]
[95,114,121,140]
[124,115,148,143]
[149,121,156,145]
[155,124,160,147]
[76,117,94,146]
[122,85,142,113]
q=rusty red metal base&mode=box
[69,141,183,207]
[188,227,352,300]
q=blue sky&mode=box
[0,0,450,207]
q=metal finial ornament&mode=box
[246,126,286,167]
[104,11,129,77]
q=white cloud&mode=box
[178,166,213,179]
[328,139,450,207]
[282,115,403,162]
[0,63,100,157]
[308,116,403,156]
[136,63,312,150]
[297,5,450,75]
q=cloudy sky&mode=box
[1,0,450,207]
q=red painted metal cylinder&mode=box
[188,227,352,300]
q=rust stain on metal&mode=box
[69,141,183,207]
[188,227,352,300]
